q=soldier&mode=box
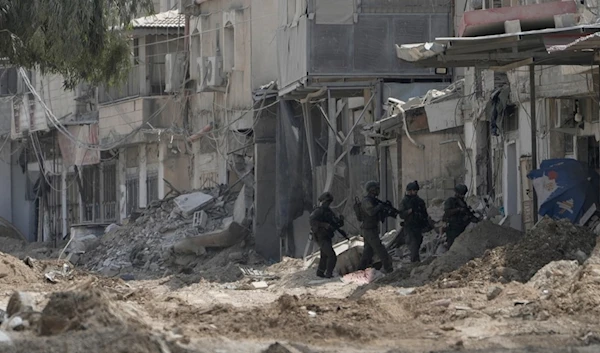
[309,192,339,278]
[398,181,430,263]
[357,181,395,274]
[443,184,477,248]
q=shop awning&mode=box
[396,24,600,69]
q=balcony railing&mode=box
[98,66,141,104]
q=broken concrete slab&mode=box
[173,192,214,217]
[252,281,269,289]
[193,210,208,228]
[67,234,99,254]
[6,292,34,318]
[233,185,253,224]
[173,220,249,251]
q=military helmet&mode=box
[406,181,420,191]
[318,191,334,203]
[364,180,380,192]
[454,184,468,196]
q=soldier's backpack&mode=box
[353,197,364,222]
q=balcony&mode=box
[98,67,141,104]
[98,96,182,146]
[277,0,452,96]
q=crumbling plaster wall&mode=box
[402,128,465,204]
[190,0,254,130]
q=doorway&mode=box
[505,142,520,229]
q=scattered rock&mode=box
[397,287,417,296]
[228,252,244,262]
[40,290,144,336]
[120,274,135,281]
[105,223,121,234]
[574,250,588,265]
[495,266,521,281]
[431,299,451,308]
[6,316,24,331]
[6,292,34,317]
[252,281,269,289]
[173,191,214,217]
[486,286,503,301]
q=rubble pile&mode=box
[409,221,523,285]
[78,185,253,278]
[442,218,597,285]
[0,252,38,285]
[0,289,177,353]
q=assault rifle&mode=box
[375,199,401,222]
[330,214,350,240]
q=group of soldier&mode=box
[309,180,479,278]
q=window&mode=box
[503,104,518,132]
[133,39,140,65]
[147,169,159,203]
[564,134,574,154]
[126,174,139,215]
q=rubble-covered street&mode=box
[0,193,598,353]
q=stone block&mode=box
[233,185,253,224]
[173,220,249,252]
[6,292,34,318]
[173,192,214,217]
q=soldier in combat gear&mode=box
[309,192,340,278]
[443,184,479,248]
[357,181,395,274]
[398,181,430,263]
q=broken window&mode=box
[102,162,117,221]
[564,134,574,154]
[147,169,159,203]
[126,174,139,215]
[503,104,518,132]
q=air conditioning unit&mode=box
[197,56,224,92]
[165,53,185,93]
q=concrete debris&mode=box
[80,185,246,276]
[6,316,24,331]
[193,210,208,228]
[239,267,279,280]
[6,292,34,317]
[105,223,121,234]
[486,286,503,301]
[173,219,249,250]
[439,218,597,286]
[173,191,214,217]
[431,299,451,307]
[397,287,417,296]
[263,342,311,353]
[233,184,253,225]
[252,281,269,289]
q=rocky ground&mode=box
[0,196,598,352]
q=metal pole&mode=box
[529,65,538,223]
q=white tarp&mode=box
[395,42,445,62]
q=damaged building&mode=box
[397,0,600,231]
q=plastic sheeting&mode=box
[528,158,600,223]
[276,101,313,242]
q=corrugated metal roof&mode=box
[132,10,184,29]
